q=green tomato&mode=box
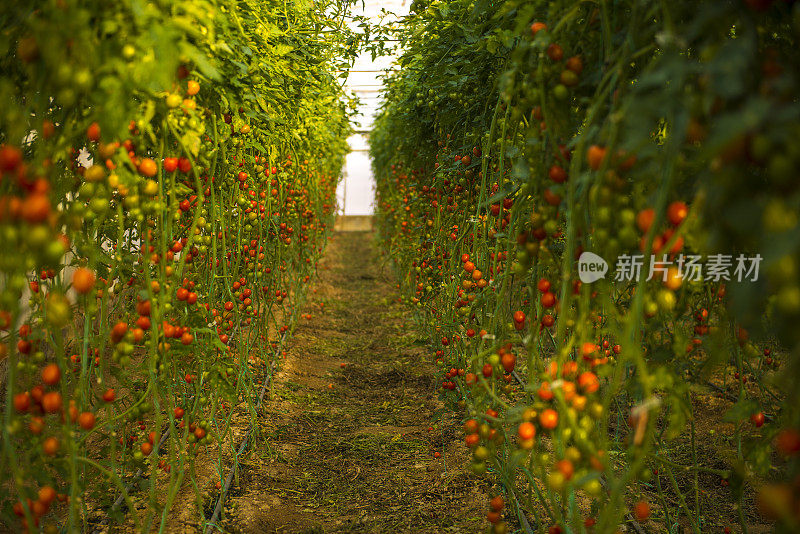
[28,225,50,249]
[46,292,72,327]
[584,479,602,496]
[471,460,486,475]
[166,94,183,108]
[89,197,109,215]
[547,472,565,492]
[73,68,93,91]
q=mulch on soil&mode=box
[216,232,486,533]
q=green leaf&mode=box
[181,131,201,157]
[723,398,758,423]
[499,29,514,48]
[274,43,293,56]
[180,42,221,81]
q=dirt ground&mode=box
[212,232,486,533]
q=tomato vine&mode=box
[0,0,371,531]
[373,1,800,532]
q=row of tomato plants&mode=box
[0,0,361,531]
[373,0,800,532]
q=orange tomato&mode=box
[636,208,656,233]
[42,436,59,456]
[87,122,100,142]
[72,267,96,294]
[539,408,559,430]
[41,391,62,413]
[490,495,505,512]
[518,422,536,440]
[530,22,547,37]
[138,158,157,177]
[633,501,650,521]
[78,412,96,430]
[666,201,688,226]
[578,372,600,394]
[13,392,30,412]
[38,486,56,505]
[586,145,607,170]
[41,363,61,385]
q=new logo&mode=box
[578,252,608,283]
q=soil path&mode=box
[218,232,484,533]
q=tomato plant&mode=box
[373,0,800,532]
[0,0,371,531]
